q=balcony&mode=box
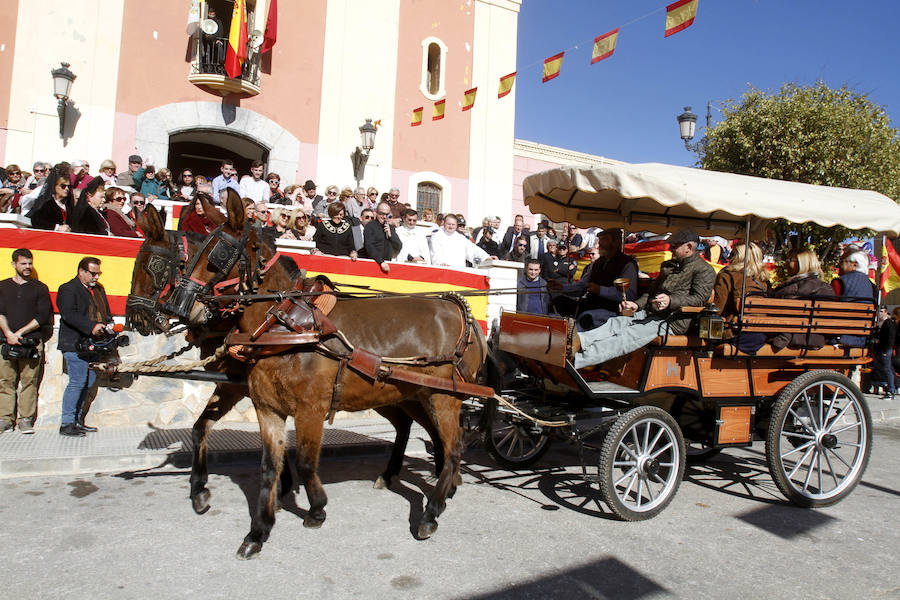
[188,36,262,97]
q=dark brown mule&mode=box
[129,200,446,517]
[176,195,487,559]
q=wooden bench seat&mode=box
[713,344,865,358]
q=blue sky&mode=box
[514,0,900,167]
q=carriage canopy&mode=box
[522,162,900,238]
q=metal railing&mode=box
[193,36,261,87]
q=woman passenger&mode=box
[713,242,769,352]
[768,249,835,350]
[312,202,357,259]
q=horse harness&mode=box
[125,230,191,331]
[224,284,494,422]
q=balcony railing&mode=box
[188,36,262,97]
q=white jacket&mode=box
[430,229,489,268]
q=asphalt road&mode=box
[3,423,899,600]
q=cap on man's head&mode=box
[303,180,317,191]
[482,227,495,235]
[667,228,700,248]
[128,154,142,164]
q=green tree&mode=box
[698,82,900,278]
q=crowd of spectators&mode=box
[0,155,607,274]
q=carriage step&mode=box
[586,381,640,395]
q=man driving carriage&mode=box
[572,228,716,368]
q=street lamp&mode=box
[677,102,712,151]
[51,62,76,140]
[352,118,377,185]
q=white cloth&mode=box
[430,229,489,268]
[396,225,432,264]
[239,177,270,203]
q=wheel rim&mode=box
[610,417,681,513]
[489,415,547,463]
[776,379,868,501]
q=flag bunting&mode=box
[542,52,564,83]
[592,28,619,63]
[411,107,423,127]
[432,99,446,120]
[665,0,699,37]
[497,72,516,98]
[462,87,477,111]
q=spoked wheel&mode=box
[481,397,552,469]
[599,406,686,521]
[765,370,872,508]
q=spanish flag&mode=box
[462,87,477,111]
[665,0,699,37]
[592,28,619,63]
[542,52,564,83]
[224,0,248,78]
[881,242,900,295]
[498,72,516,98]
[411,107,423,127]
[432,99,446,121]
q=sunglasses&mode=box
[132,201,146,206]
[58,183,70,189]
[114,196,126,201]
[296,215,307,220]
[389,194,399,199]
[86,270,102,277]
[268,179,280,183]
[368,192,377,196]
[327,191,338,195]
[183,174,193,177]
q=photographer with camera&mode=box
[0,249,52,434]
[57,257,113,437]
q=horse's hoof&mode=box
[454,472,464,487]
[373,475,389,489]
[235,541,262,560]
[191,489,211,515]
[417,521,438,540]
[303,514,326,529]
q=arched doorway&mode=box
[167,129,269,180]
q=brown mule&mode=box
[174,194,487,559]
[128,199,449,518]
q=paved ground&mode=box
[2,420,898,599]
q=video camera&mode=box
[76,323,130,354]
[1,337,39,360]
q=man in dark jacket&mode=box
[573,228,715,368]
[364,201,402,274]
[57,257,112,436]
[517,259,550,315]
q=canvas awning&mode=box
[522,162,900,238]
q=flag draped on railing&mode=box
[224,0,248,78]
[260,0,277,53]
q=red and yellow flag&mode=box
[665,0,699,37]
[432,99,446,121]
[462,87,477,111]
[224,0,248,78]
[411,107,423,127]
[592,28,619,63]
[498,72,516,98]
[881,242,900,295]
[542,52,564,83]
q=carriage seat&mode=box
[713,344,865,358]
[649,335,701,347]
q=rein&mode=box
[126,230,191,331]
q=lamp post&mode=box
[51,62,76,140]
[352,118,377,186]
[677,102,712,152]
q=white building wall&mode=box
[466,0,521,226]
[5,0,124,169]
[316,0,401,191]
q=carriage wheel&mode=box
[765,370,871,508]
[598,406,686,521]
[481,398,551,469]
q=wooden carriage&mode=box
[482,162,899,520]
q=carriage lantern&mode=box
[698,305,724,340]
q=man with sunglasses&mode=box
[504,236,529,264]
[364,201,403,274]
[57,257,113,436]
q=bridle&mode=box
[125,230,191,332]
[161,223,273,322]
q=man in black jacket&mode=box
[364,201,402,274]
[57,257,112,436]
